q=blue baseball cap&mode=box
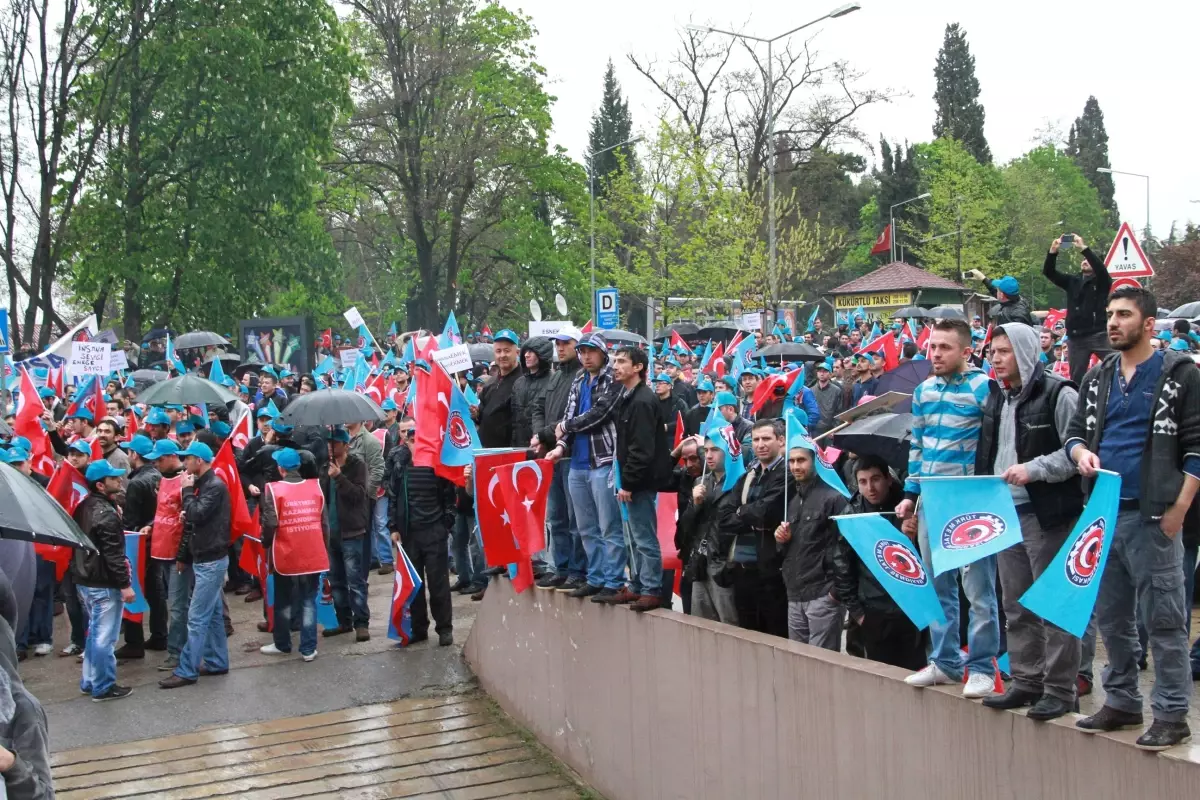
[145,408,171,426]
[653,372,672,384]
[715,391,738,409]
[696,377,715,392]
[164,404,185,412]
[9,436,30,452]
[271,448,301,470]
[210,420,231,438]
[381,398,398,411]
[67,440,92,456]
[66,408,94,422]
[816,358,833,372]
[991,276,1020,296]
[577,332,608,351]
[1169,338,1190,352]
[149,439,180,461]
[3,447,28,463]
[745,368,764,378]
[121,434,155,457]
[175,421,195,435]
[493,329,520,345]
[255,404,278,419]
[271,419,294,434]
[85,460,125,482]
[327,426,351,443]
[178,442,214,462]
[37,387,55,399]
[719,375,738,392]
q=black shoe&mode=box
[481,566,505,577]
[557,577,585,593]
[158,674,197,689]
[16,649,27,662]
[1076,705,1144,734]
[408,631,429,645]
[145,638,168,652]
[459,582,486,595]
[322,624,353,638]
[1135,720,1192,750]
[1026,695,1074,722]
[536,574,566,590]
[451,579,471,592]
[568,583,603,599]
[1138,655,1148,671]
[92,685,133,702]
[114,644,145,660]
[438,631,454,647]
[589,588,618,603]
[981,686,1041,710]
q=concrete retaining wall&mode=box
[464,580,1200,800]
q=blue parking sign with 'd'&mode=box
[0,309,9,354]
[596,287,619,329]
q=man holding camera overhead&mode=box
[1043,233,1112,385]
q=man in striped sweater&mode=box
[895,318,1000,699]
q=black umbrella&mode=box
[233,362,263,380]
[654,322,701,341]
[136,375,240,406]
[199,353,241,377]
[279,388,384,427]
[831,412,913,472]
[1169,302,1200,319]
[893,306,930,319]
[871,361,930,413]
[600,329,648,346]
[696,323,746,343]
[468,343,494,363]
[0,463,95,550]
[174,331,230,349]
[927,305,966,321]
[752,342,825,361]
[130,369,168,384]
[141,327,176,343]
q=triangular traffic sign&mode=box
[1103,221,1154,278]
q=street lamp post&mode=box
[687,3,862,321]
[1097,167,1151,240]
[889,192,931,263]
[588,135,643,320]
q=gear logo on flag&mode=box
[446,410,472,450]
[1065,518,1105,587]
[875,539,928,586]
[357,335,367,349]
[816,444,836,470]
[941,512,1006,550]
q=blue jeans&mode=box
[548,460,585,581]
[77,586,123,697]
[17,557,55,649]
[273,573,318,656]
[918,515,1000,679]
[373,496,393,566]
[1095,510,1191,722]
[176,557,230,681]
[622,490,662,596]
[329,535,370,628]
[452,511,484,587]
[167,563,194,658]
[1185,545,1200,673]
[568,464,626,590]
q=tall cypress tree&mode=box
[875,137,925,242]
[588,60,636,194]
[932,23,991,164]
[1066,96,1118,224]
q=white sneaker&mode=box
[32,643,53,656]
[905,663,954,687]
[302,651,317,663]
[259,644,287,656]
[963,672,996,699]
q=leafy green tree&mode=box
[68,0,354,339]
[932,23,991,164]
[588,59,637,194]
[999,145,1111,308]
[1066,96,1118,225]
[909,138,1005,280]
[873,138,925,258]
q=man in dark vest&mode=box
[975,323,1084,721]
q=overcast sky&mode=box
[518,0,1197,240]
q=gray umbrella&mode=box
[927,305,967,321]
[752,342,825,361]
[893,306,931,319]
[468,343,494,363]
[1169,302,1200,319]
[600,329,648,346]
[278,388,384,427]
[135,374,240,406]
[174,331,230,349]
[0,463,95,550]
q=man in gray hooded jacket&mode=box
[1,566,53,799]
[974,322,1084,721]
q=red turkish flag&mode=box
[492,458,553,593]
[37,462,89,579]
[656,492,683,598]
[1043,309,1066,330]
[854,332,900,371]
[701,341,724,372]
[211,437,254,542]
[472,449,528,570]
[230,411,252,451]
[870,223,892,256]
[411,363,451,469]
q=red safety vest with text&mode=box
[269,479,329,576]
[150,474,185,561]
